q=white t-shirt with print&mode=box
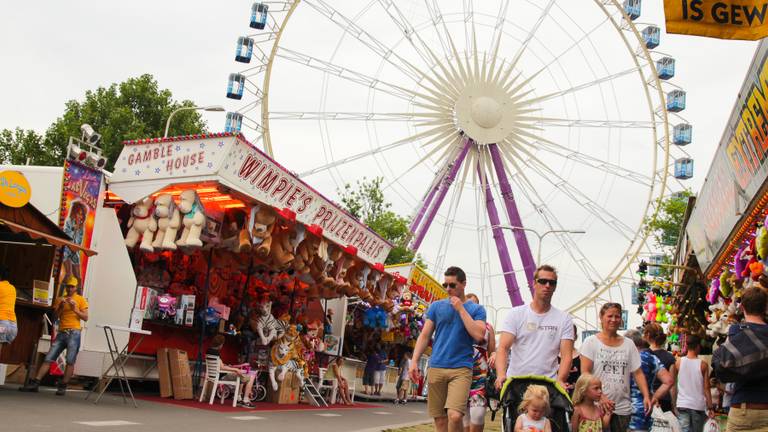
[580,335,641,416]
[499,304,574,378]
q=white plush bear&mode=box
[125,197,157,252]
[152,194,181,250]
[175,189,206,248]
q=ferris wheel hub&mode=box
[454,83,516,145]
[471,97,503,129]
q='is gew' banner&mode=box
[665,0,768,40]
[55,160,103,296]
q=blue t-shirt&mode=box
[728,323,768,404]
[629,349,664,430]
[426,299,486,369]
[365,352,380,373]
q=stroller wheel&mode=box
[216,384,232,401]
[251,384,267,402]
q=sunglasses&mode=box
[442,282,458,289]
[536,278,558,287]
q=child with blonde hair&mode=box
[571,373,611,432]
[515,384,552,432]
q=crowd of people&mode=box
[408,264,768,432]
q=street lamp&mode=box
[163,105,225,138]
[496,225,586,264]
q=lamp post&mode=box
[496,225,586,264]
[163,105,225,138]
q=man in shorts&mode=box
[495,264,574,389]
[21,276,89,396]
[410,266,486,432]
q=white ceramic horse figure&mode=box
[268,325,305,391]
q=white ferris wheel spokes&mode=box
[224,0,694,318]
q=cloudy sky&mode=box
[0,1,759,329]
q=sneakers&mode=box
[238,401,255,408]
[55,384,67,396]
[392,399,400,404]
[19,380,40,392]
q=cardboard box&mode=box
[156,348,173,398]
[168,348,193,400]
[180,295,195,327]
[174,308,184,325]
[267,371,301,404]
[134,286,158,310]
[129,308,144,331]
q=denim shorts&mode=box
[0,320,17,343]
[45,329,81,365]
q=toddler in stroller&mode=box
[500,376,573,432]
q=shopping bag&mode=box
[703,418,721,432]
[649,406,681,432]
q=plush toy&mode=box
[221,208,251,253]
[734,245,748,280]
[293,225,321,275]
[125,196,157,251]
[255,300,284,346]
[268,324,305,391]
[250,205,277,258]
[749,260,765,281]
[151,194,180,250]
[757,226,768,260]
[176,189,206,247]
[269,225,296,269]
[707,278,721,304]
[719,270,733,298]
[644,292,657,322]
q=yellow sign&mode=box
[0,170,31,208]
[410,264,448,301]
[665,0,768,40]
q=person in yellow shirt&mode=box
[20,276,88,396]
[0,265,18,356]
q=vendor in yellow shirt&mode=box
[0,265,18,356]
[21,276,88,396]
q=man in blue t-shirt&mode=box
[409,266,486,432]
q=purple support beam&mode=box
[489,144,536,293]
[479,164,524,306]
[410,139,472,251]
[409,171,442,234]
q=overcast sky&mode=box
[0,1,759,330]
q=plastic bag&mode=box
[703,418,721,432]
[650,406,681,432]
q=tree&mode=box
[339,177,424,266]
[643,190,694,278]
[0,74,208,171]
[0,128,57,166]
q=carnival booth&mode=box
[106,132,402,405]
[340,263,446,400]
[0,170,96,379]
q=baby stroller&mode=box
[500,376,573,432]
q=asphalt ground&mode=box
[0,385,430,432]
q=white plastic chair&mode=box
[198,354,240,407]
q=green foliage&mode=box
[339,177,424,266]
[644,190,694,278]
[0,74,207,171]
[0,128,57,166]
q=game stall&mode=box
[104,132,411,405]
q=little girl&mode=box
[515,384,552,432]
[571,373,612,432]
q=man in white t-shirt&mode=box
[494,264,575,390]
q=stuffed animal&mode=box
[719,270,733,298]
[734,245,748,280]
[151,194,181,250]
[644,292,657,322]
[750,260,765,281]
[176,190,206,248]
[125,196,157,252]
[255,300,284,346]
[250,205,277,258]
[269,225,295,268]
[221,208,251,253]
[293,225,321,275]
[758,226,768,260]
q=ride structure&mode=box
[221,0,695,328]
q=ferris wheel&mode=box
[223,0,694,328]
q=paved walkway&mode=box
[0,385,430,432]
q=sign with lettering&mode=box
[385,263,448,304]
[687,40,768,272]
[110,133,392,266]
[665,0,768,40]
[0,170,31,208]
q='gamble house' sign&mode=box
[111,133,392,265]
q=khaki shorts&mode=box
[427,367,472,418]
[399,379,411,392]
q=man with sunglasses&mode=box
[494,264,574,391]
[409,266,486,432]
